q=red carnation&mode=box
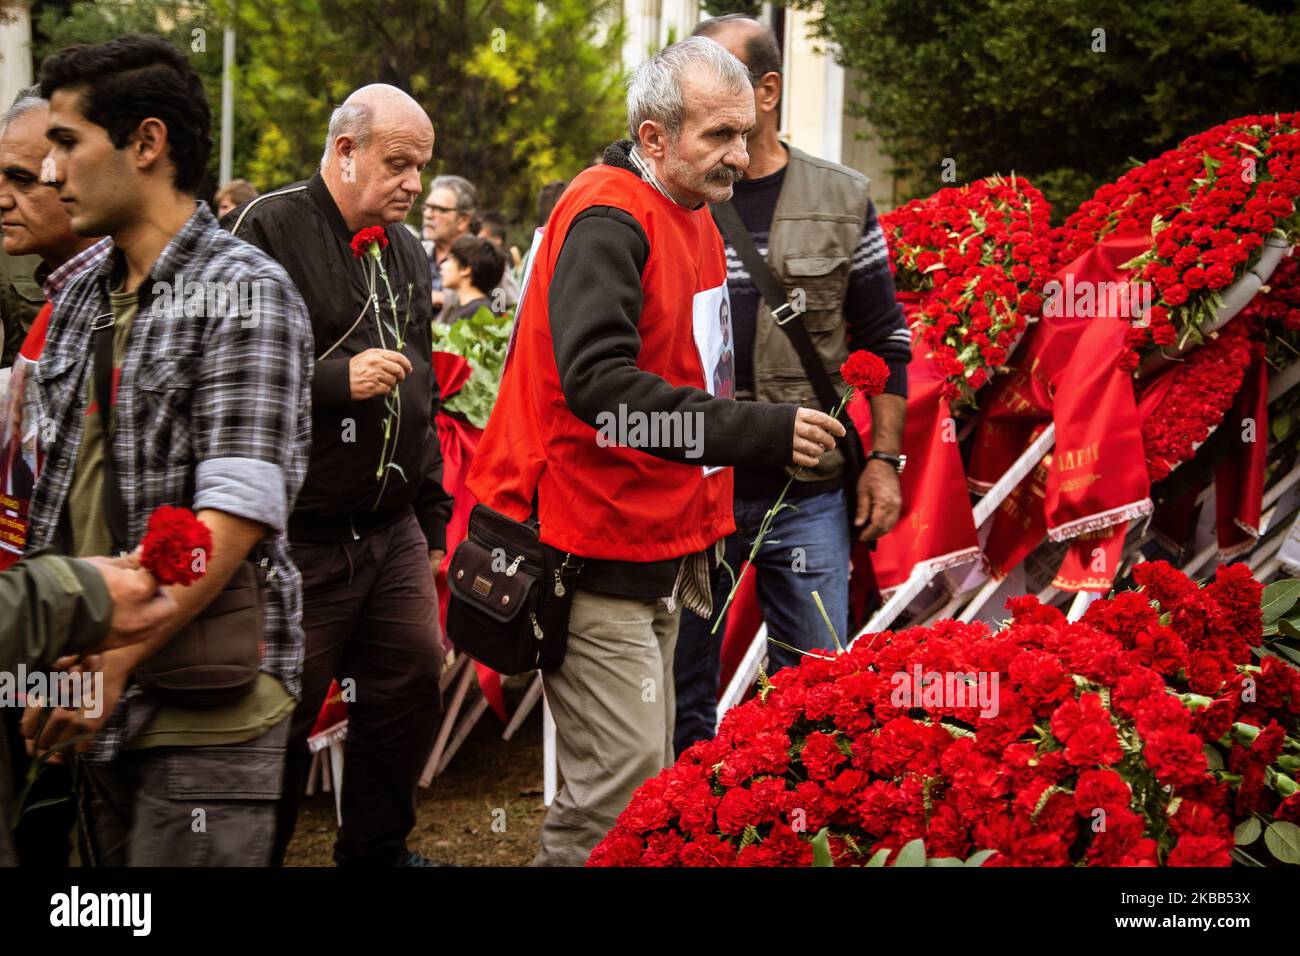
[799,730,847,781]
[139,505,212,586]
[1168,833,1233,867]
[350,226,388,259]
[840,350,890,396]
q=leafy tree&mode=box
[208,0,627,223]
[30,0,626,223]
[798,0,1300,217]
[31,0,258,199]
[700,0,763,17]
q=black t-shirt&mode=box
[727,164,786,401]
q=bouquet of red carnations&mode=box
[879,174,1053,409]
[590,562,1300,867]
[1053,113,1300,371]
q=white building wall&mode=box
[0,1,33,113]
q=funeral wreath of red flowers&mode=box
[591,562,1300,867]
[880,174,1053,409]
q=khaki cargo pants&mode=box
[74,717,289,867]
[532,587,680,866]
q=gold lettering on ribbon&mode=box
[1056,442,1101,472]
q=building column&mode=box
[0,0,33,111]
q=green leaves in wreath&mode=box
[432,306,515,430]
[1258,579,1300,667]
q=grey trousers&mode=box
[533,587,681,867]
[75,716,289,867]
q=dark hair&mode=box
[691,14,783,86]
[38,33,212,194]
[449,235,505,295]
[479,210,509,244]
[536,179,568,228]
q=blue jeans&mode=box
[672,489,851,756]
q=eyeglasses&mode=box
[424,204,457,215]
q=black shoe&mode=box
[396,850,456,867]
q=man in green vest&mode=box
[0,247,43,369]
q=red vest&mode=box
[466,163,734,560]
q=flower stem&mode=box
[709,390,853,635]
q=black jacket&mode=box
[223,174,453,549]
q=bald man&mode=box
[225,83,454,867]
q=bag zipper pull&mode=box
[529,611,544,640]
[505,554,524,577]
[554,552,575,597]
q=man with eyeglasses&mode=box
[421,174,477,311]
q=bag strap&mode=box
[711,200,842,416]
[92,309,129,556]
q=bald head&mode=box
[691,15,782,85]
[322,83,433,169]
[346,83,433,135]
[320,83,435,230]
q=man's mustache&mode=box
[706,164,744,184]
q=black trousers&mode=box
[274,512,444,866]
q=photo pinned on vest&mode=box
[691,282,733,477]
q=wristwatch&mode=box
[868,451,907,475]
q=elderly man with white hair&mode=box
[225,83,454,868]
[468,37,845,865]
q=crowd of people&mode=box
[0,14,911,869]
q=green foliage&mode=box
[699,0,763,17]
[845,837,995,866]
[206,0,626,222]
[31,0,259,198]
[798,0,1300,219]
[431,306,514,429]
[1260,578,1300,669]
[810,826,833,866]
[32,0,624,218]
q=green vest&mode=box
[0,250,45,367]
[752,145,872,483]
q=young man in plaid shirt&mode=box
[19,34,313,866]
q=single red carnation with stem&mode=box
[708,350,887,637]
[139,505,212,586]
[840,350,890,396]
[350,226,388,259]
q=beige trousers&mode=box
[532,587,681,866]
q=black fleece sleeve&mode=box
[549,206,797,470]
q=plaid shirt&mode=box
[25,202,314,761]
[37,236,114,301]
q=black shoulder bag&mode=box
[445,503,583,675]
[92,311,263,706]
[711,201,868,543]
